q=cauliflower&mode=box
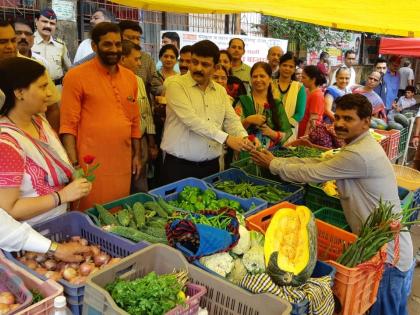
[199,252,234,277]
[242,231,265,274]
[231,225,251,255]
[227,258,247,284]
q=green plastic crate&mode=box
[230,157,279,180]
[305,183,342,212]
[313,207,350,231]
[398,127,409,155]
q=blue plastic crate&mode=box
[3,212,148,308]
[149,177,267,217]
[190,258,335,315]
[203,168,305,206]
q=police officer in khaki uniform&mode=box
[32,8,72,86]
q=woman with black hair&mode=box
[219,50,247,101]
[272,52,307,141]
[157,44,178,81]
[0,57,91,225]
[298,65,327,137]
[235,62,292,153]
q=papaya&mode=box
[264,206,317,287]
[387,121,404,130]
[393,113,409,128]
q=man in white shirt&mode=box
[330,50,357,87]
[398,60,415,97]
[160,40,253,184]
[73,8,115,63]
[0,206,90,261]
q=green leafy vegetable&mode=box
[106,271,187,315]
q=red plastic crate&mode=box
[374,129,401,160]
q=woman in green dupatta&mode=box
[272,52,307,142]
[235,62,292,152]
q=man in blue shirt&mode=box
[382,56,401,111]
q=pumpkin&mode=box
[264,205,317,286]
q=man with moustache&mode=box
[178,45,192,75]
[0,19,60,130]
[267,46,283,79]
[32,8,72,86]
[251,93,413,315]
[160,40,253,184]
[13,18,48,65]
[227,38,251,84]
[60,22,141,211]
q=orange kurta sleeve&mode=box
[59,70,83,136]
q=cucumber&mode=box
[157,197,177,215]
[144,201,168,218]
[116,209,131,227]
[132,202,146,229]
[141,225,167,239]
[96,204,118,226]
[104,226,167,244]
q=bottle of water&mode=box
[50,296,72,315]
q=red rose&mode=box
[248,134,256,142]
[263,103,271,110]
[83,155,95,165]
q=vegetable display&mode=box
[337,200,419,267]
[272,146,325,158]
[95,201,169,244]
[264,206,317,287]
[105,271,188,315]
[168,186,245,213]
[16,236,121,284]
[214,180,291,203]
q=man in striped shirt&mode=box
[120,40,157,192]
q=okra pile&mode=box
[272,146,324,158]
[214,180,290,203]
[95,198,176,244]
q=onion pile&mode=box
[17,236,121,285]
[0,292,20,315]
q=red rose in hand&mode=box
[248,134,256,142]
[83,155,95,165]
[263,103,271,110]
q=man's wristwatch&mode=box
[47,241,58,255]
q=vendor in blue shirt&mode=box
[380,56,401,111]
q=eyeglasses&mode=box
[15,30,33,36]
[368,76,379,82]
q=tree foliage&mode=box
[263,16,351,52]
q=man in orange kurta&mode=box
[60,22,141,211]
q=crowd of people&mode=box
[0,7,419,315]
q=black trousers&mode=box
[160,154,219,185]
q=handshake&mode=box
[225,134,263,152]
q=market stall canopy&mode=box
[112,0,420,37]
[379,38,420,57]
